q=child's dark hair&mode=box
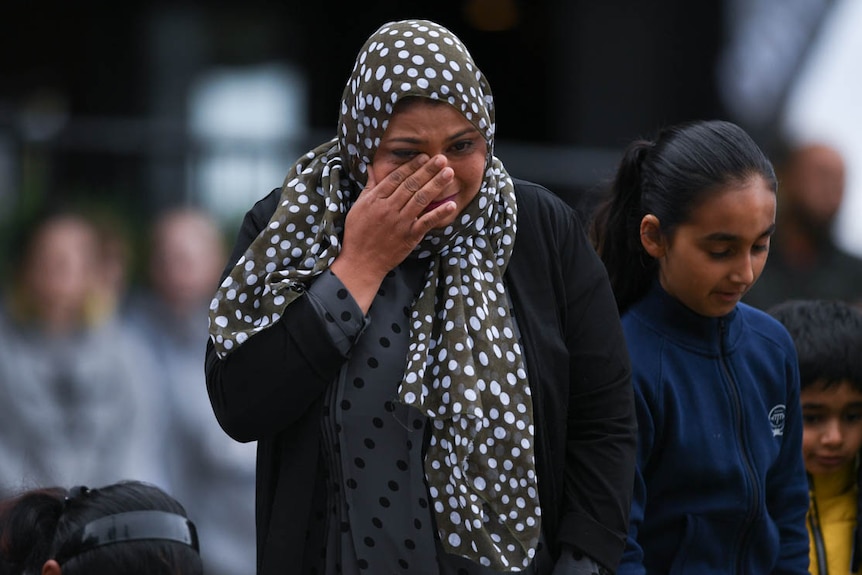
[768,299,862,391]
[0,481,202,575]
[591,119,777,313]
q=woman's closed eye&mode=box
[391,149,421,160]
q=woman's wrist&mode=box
[329,254,387,314]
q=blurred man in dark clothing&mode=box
[745,142,862,309]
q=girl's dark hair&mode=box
[768,299,862,391]
[591,119,777,313]
[0,481,202,575]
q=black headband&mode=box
[53,510,200,565]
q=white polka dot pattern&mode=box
[207,19,540,570]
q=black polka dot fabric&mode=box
[330,260,439,573]
[207,19,540,570]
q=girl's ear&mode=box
[640,214,666,259]
[42,559,62,575]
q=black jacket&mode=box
[205,179,637,574]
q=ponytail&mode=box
[592,140,656,313]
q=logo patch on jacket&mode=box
[769,404,786,437]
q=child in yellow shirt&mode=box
[770,299,862,575]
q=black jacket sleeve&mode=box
[557,202,636,572]
[204,189,350,442]
[506,180,636,572]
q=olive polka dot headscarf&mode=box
[209,19,540,571]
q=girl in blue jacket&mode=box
[592,120,810,574]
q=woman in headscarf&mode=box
[205,19,635,575]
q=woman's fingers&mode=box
[364,163,378,190]
[402,165,454,218]
[369,155,452,211]
[411,198,458,237]
[389,155,447,205]
[343,153,459,273]
[368,154,430,198]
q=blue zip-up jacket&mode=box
[617,283,810,575]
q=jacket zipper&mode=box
[718,319,759,573]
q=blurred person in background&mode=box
[745,141,862,309]
[0,208,163,497]
[126,207,256,575]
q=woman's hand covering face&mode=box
[339,153,456,281]
[339,97,489,280]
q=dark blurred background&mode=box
[1,0,855,281]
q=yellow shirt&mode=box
[808,464,859,575]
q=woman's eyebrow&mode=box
[446,128,479,141]
[386,128,478,145]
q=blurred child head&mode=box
[769,299,862,476]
